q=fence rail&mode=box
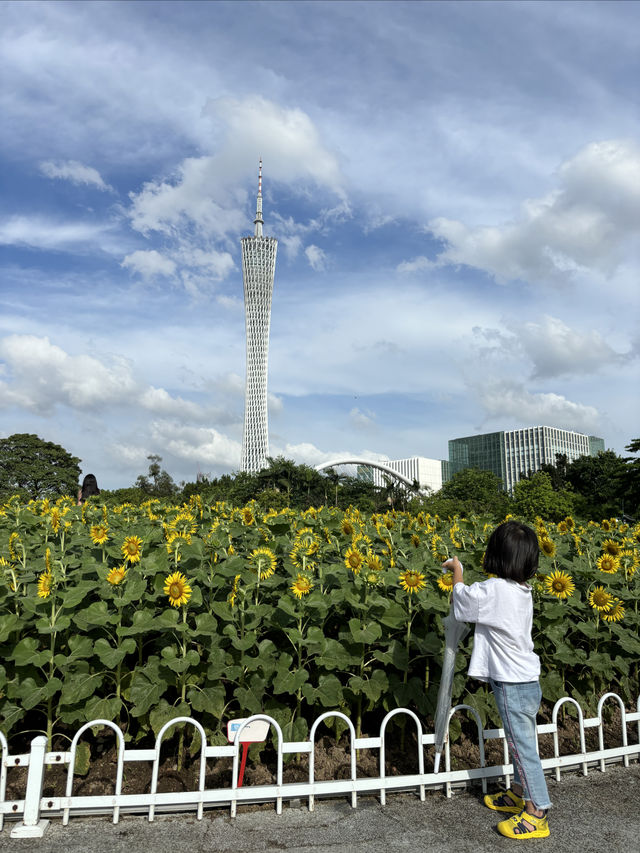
[2,692,639,838]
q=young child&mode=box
[443,520,551,840]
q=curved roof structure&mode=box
[314,458,419,489]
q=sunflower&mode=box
[164,571,192,607]
[249,547,277,579]
[228,574,241,609]
[90,524,109,546]
[430,535,447,562]
[364,552,383,573]
[601,598,624,622]
[564,516,575,531]
[539,538,556,558]
[107,565,127,586]
[556,521,569,535]
[437,571,454,592]
[121,535,143,564]
[50,507,62,533]
[411,533,421,548]
[601,519,612,532]
[45,547,52,573]
[618,549,638,578]
[341,518,355,536]
[601,539,621,558]
[597,554,620,574]
[399,569,426,595]
[365,571,382,587]
[588,586,613,613]
[241,506,255,525]
[295,527,320,555]
[544,570,575,599]
[344,546,364,574]
[290,573,313,599]
[37,571,52,599]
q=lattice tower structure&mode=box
[240,161,278,472]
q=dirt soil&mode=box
[4,707,631,803]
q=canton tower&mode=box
[240,160,278,473]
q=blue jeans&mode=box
[489,678,552,810]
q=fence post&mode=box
[11,736,49,838]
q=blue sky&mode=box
[1,0,638,488]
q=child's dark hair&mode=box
[80,474,100,502]
[484,521,539,582]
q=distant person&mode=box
[443,521,551,839]
[78,473,100,505]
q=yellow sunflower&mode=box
[344,546,364,574]
[290,573,313,599]
[602,539,622,558]
[556,521,569,535]
[249,547,277,579]
[121,535,143,564]
[618,549,638,578]
[37,570,52,599]
[588,586,613,613]
[341,518,355,536]
[241,506,255,525]
[539,538,556,558]
[597,554,620,574]
[295,527,320,555]
[564,516,575,531]
[228,574,241,609]
[601,519,612,532]
[365,571,382,587]
[437,571,454,592]
[364,552,383,573]
[163,571,192,607]
[107,565,127,586]
[399,569,426,595]
[601,598,624,622]
[544,570,575,599]
[90,524,109,545]
[411,533,421,548]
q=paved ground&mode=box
[1,763,638,853]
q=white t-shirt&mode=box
[452,577,540,683]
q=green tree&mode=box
[0,433,81,499]
[135,455,178,497]
[622,438,640,519]
[421,468,511,519]
[511,471,574,522]
[563,450,630,520]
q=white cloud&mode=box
[516,316,630,378]
[305,244,327,271]
[127,95,345,240]
[148,421,241,468]
[476,379,601,434]
[349,407,376,430]
[122,250,177,280]
[0,215,118,254]
[39,160,114,192]
[472,315,633,379]
[397,255,434,274]
[428,140,640,284]
[0,334,211,424]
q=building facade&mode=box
[449,426,605,492]
[362,456,448,494]
[240,162,278,473]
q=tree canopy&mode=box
[0,433,81,500]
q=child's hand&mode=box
[441,557,463,573]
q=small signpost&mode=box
[226,718,270,787]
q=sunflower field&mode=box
[1,495,639,751]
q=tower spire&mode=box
[254,158,263,237]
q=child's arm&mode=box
[442,556,464,586]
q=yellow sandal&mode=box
[497,809,550,839]
[484,788,525,813]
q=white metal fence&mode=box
[2,692,639,839]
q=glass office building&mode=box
[449,426,604,492]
